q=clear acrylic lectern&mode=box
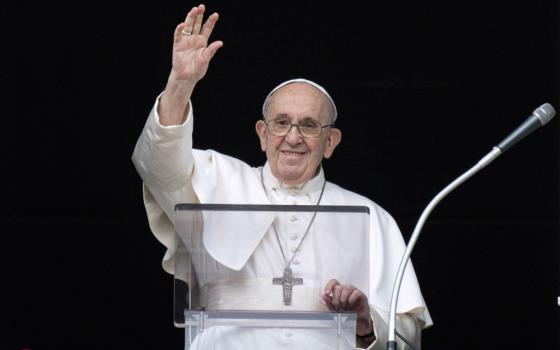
[173,204,370,350]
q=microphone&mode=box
[497,103,556,152]
[387,103,556,350]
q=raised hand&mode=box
[170,4,223,84]
[159,4,223,125]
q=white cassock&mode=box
[132,96,433,350]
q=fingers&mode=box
[348,288,363,306]
[193,4,205,34]
[322,279,338,310]
[339,285,355,309]
[179,5,219,42]
[323,279,339,296]
[201,13,219,40]
[182,6,199,35]
[202,40,224,62]
[174,23,185,44]
[323,280,368,312]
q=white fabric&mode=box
[132,96,432,349]
[200,277,328,311]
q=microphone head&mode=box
[532,103,556,125]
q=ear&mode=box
[255,120,267,152]
[323,127,342,159]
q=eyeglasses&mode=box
[264,117,333,138]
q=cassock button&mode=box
[289,234,299,240]
[290,246,297,253]
[284,332,293,338]
[292,259,300,265]
[289,215,298,222]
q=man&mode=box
[132,4,432,349]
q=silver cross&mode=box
[273,267,303,305]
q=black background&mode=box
[9,1,559,349]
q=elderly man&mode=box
[132,4,431,350]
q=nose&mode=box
[284,124,303,144]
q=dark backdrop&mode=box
[9,1,559,349]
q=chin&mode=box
[281,172,313,185]
[273,160,314,184]
[276,171,300,183]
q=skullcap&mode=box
[262,78,338,122]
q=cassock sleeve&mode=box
[363,202,432,348]
[132,95,272,275]
[131,94,197,277]
[361,307,421,350]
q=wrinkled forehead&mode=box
[262,78,338,122]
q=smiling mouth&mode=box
[281,151,305,156]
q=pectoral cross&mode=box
[273,267,303,305]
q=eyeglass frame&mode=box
[263,117,335,139]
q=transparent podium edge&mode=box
[182,310,358,349]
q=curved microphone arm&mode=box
[386,103,554,350]
[386,146,502,350]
